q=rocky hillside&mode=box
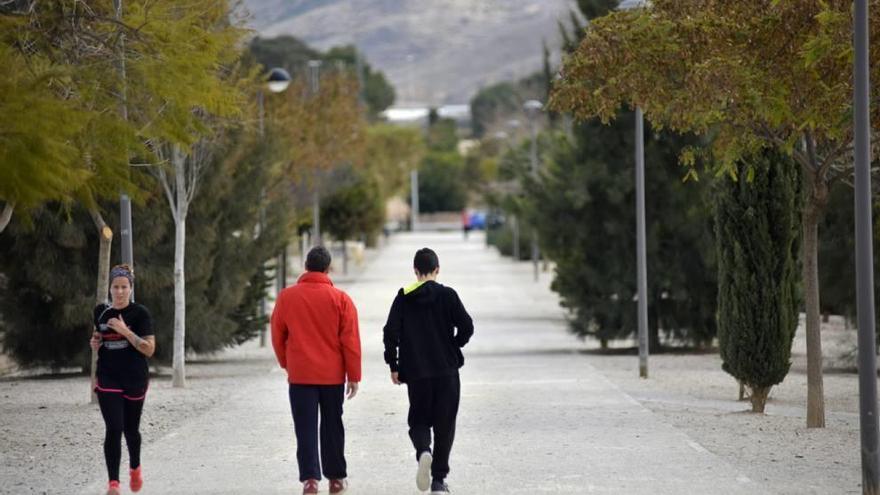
[242,0,578,106]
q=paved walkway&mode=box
[83,232,766,494]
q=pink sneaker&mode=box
[130,466,143,492]
[330,478,349,494]
[303,479,319,495]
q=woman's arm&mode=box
[127,334,156,358]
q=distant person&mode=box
[271,246,362,495]
[383,248,474,494]
[89,264,155,495]
[461,210,471,240]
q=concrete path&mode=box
[83,232,766,494]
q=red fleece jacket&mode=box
[270,271,362,384]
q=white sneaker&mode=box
[416,451,433,492]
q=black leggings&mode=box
[97,391,145,482]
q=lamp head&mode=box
[266,67,291,93]
[523,99,543,119]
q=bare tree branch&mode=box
[152,146,179,223]
[755,124,814,174]
[88,207,107,232]
[0,202,14,233]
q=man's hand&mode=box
[89,332,102,351]
[390,372,401,385]
[346,381,359,400]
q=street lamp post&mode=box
[410,169,419,232]
[506,119,522,261]
[266,68,292,296]
[258,67,291,347]
[523,100,543,282]
[120,194,134,301]
[618,0,650,379]
[308,60,323,246]
[635,107,649,379]
[853,0,879,492]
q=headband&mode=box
[109,267,134,285]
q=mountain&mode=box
[242,0,578,106]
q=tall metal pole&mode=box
[529,115,539,282]
[854,1,879,491]
[512,215,520,261]
[309,60,322,246]
[312,190,321,246]
[120,194,134,301]
[635,107,649,379]
[257,89,265,136]
[410,169,419,231]
[355,49,366,108]
[523,100,542,282]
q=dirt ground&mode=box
[0,343,277,495]
[584,316,865,495]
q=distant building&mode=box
[381,104,472,129]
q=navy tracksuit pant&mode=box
[288,384,346,482]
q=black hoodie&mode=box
[382,280,474,383]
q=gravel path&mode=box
[1,231,862,494]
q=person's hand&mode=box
[390,372,401,385]
[106,316,129,336]
[89,332,102,351]
[346,381,359,400]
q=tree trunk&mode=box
[172,149,188,388]
[749,385,771,413]
[172,213,186,388]
[342,239,348,275]
[301,234,309,268]
[648,304,661,352]
[276,248,287,296]
[313,190,321,246]
[803,178,828,428]
[90,210,113,403]
[0,202,13,233]
[738,381,748,401]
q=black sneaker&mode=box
[430,479,450,494]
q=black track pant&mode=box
[288,384,347,482]
[406,373,460,481]
[97,391,145,482]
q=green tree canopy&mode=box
[0,44,90,214]
[417,152,468,213]
[363,124,425,197]
[321,166,385,244]
[524,118,716,348]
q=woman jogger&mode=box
[90,264,155,495]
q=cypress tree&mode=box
[715,151,801,412]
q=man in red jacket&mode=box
[271,246,361,495]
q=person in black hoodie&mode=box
[383,248,474,494]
